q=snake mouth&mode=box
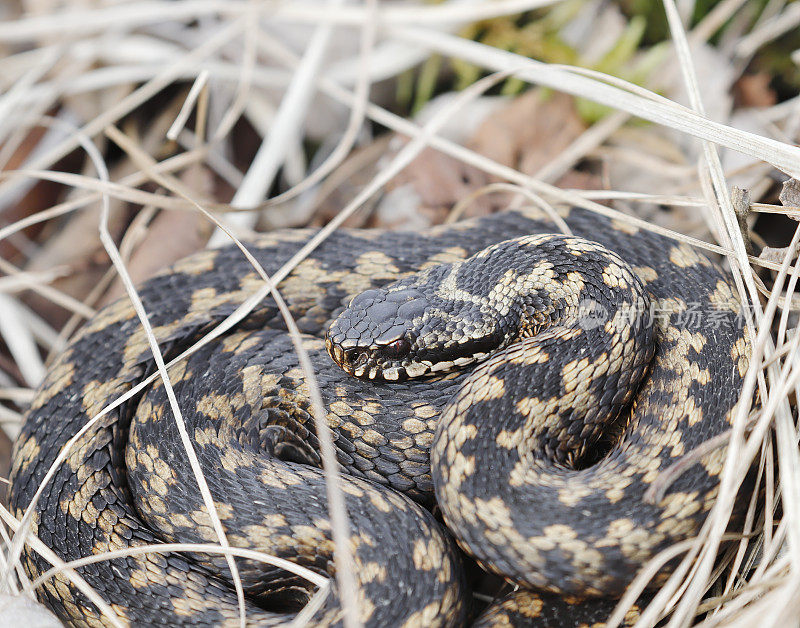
[325,333,420,381]
[326,329,506,381]
[326,335,380,379]
[341,347,373,377]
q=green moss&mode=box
[393,0,799,122]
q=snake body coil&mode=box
[9,207,750,626]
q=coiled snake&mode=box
[9,206,750,626]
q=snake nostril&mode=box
[345,348,362,364]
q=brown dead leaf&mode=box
[22,201,127,328]
[307,137,393,229]
[100,163,214,305]
[553,170,603,191]
[779,178,800,211]
[303,91,593,231]
[0,124,82,264]
[379,142,495,227]
[468,91,587,180]
[733,73,777,109]
[376,92,590,227]
[758,245,793,265]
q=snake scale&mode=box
[9,205,750,626]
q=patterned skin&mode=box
[9,207,749,626]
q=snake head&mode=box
[327,266,506,381]
[326,286,425,381]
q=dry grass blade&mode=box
[448,182,572,235]
[0,294,44,387]
[211,0,349,247]
[26,543,329,594]
[96,157,248,627]
[0,17,247,204]
[658,5,759,623]
[101,121,353,626]
[210,3,361,618]
[166,69,210,141]
[389,27,800,177]
[0,504,124,628]
[264,0,378,208]
[1,1,799,626]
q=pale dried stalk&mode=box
[0,505,124,628]
[388,26,800,178]
[264,0,378,208]
[103,123,346,626]
[0,117,255,627]
[0,17,248,205]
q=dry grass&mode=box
[0,0,799,626]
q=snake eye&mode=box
[345,348,366,365]
[382,338,411,359]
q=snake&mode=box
[8,205,750,626]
